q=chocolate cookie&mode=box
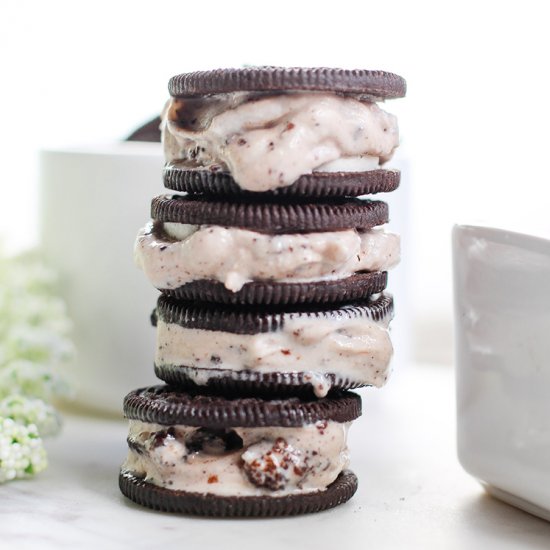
[135,195,399,305]
[154,293,394,397]
[163,164,400,198]
[168,67,406,99]
[151,194,389,233]
[119,385,361,516]
[157,274,389,306]
[162,66,405,197]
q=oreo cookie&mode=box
[168,67,406,99]
[154,293,394,397]
[134,195,399,305]
[162,66,405,197]
[120,470,357,517]
[119,385,361,516]
[163,164,400,198]
[151,194,389,233]
[158,273,388,306]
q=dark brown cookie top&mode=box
[124,385,361,428]
[151,194,388,233]
[156,293,393,335]
[169,67,406,99]
[163,165,400,198]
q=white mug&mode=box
[40,143,163,416]
[453,224,550,521]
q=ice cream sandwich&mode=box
[162,67,405,197]
[119,385,360,516]
[153,293,394,397]
[135,194,399,304]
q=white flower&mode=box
[0,250,73,483]
[0,395,61,437]
[0,418,47,482]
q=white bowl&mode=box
[453,224,550,521]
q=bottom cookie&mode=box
[119,469,358,517]
[159,272,388,305]
[154,364,364,398]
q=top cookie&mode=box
[168,67,406,99]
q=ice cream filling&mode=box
[122,419,350,497]
[162,91,399,191]
[134,222,400,292]
[156,304,393,397]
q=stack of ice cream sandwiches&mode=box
[119,67,406,517]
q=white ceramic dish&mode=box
[453,224,550,521]
[40,143,163,415]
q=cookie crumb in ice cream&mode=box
[242,438,310,491]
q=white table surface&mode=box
[3,362,550,550]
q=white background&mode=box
[2,0,550,361]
